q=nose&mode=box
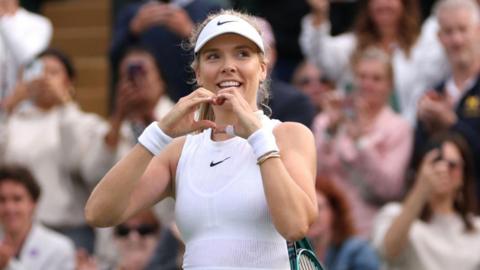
[221,57,236,73]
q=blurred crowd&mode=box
[0,0,480,269]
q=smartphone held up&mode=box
[127,62,146,85]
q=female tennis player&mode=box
[85,10,318,269]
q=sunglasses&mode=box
[295,76,332,87]
[114,224,158,237]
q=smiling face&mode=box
[438,6,480,69]
[0,180,35,235]
[195,33,267,109]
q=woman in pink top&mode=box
[312,47,413,236]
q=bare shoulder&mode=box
[273,122,315,149]
[272,122,317,179]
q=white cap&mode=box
[194,14,265,54]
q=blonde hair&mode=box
[351,47,394,89]
[185,10,272,124]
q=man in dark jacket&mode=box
[414,0,480,199]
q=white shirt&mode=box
[0,103,108,227]
[372,203,480,270]
[445,76,476,108]
[299,15,449,125]
[0,8,52,100]
[175,112,289,269]
[2,223,75,270]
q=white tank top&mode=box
[175,112,289,269]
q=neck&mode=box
[430,195,455,215]
[452,59,480,90]
[379,26,398,49]
[357,99,385,122]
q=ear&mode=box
[195,66,202,86]
[259,60,267,82]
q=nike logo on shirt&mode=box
[210,157,231,167]
[217,20,235,26]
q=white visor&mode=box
[194,14,265,54]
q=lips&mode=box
[217,80,242,89]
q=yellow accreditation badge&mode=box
[464,95,480,117]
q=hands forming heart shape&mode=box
[158,87,262,139]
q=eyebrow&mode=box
[199,44,257,56]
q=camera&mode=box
[127,62,146,82]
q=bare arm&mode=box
[84,143,171,227]
[262,122,318,241]
[382,149,442,260]
[85,88,216,227]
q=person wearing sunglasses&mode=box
[292,60,334,113]
[372,132,480,270]
[111,209,162,270]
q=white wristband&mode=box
[138,122,172,155]
[247,127,279,159]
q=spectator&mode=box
[0,0,52,101]
[113,209,164,270]
[256,17,316,127]
[373,132,480,270]
[308,179,380,270]
[0,165,75,269]
[77,209,183,270]
[106,46,175,149]
[87,46,178,268]
[312,47,412,235]
[110,0,223,103]
[292,60,334,113]
[414,0,480,200]
[0,48,108,254]
[90,46,176,225]
[300,0,449,124]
